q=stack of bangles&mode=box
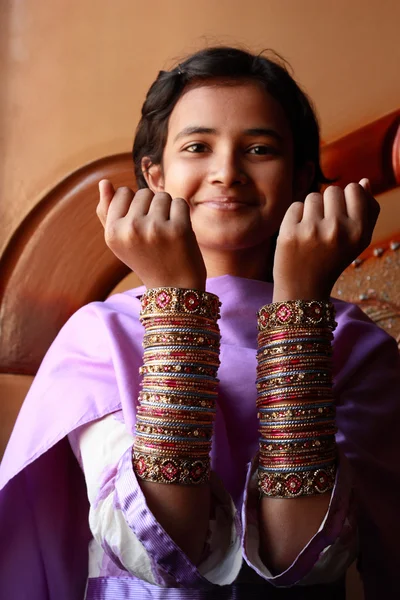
[256,300,338,498]
[132,287,221,486]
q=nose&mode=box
[208,149,248,187]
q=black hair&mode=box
[133,46,331,192]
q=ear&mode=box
[141,157,165,192]
[293,161,315,201]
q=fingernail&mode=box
[359,178,370,191]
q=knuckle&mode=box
[118,186,132,195]
[104,224,118,245]
[344,182,361,194]
[324,185,342,195]
[277,232,298,250]
[325,219,341,239]
[146,220,163,240]
[126,220,140,240]
[171,221,188,237]
[154,191,172,201]
[114,186,134,201]
[302,222,319,240]
[135,188,152,200]
[285,201,303,219]
[347,222,364,244]
[349,229,361,244]
[305,193,322,203]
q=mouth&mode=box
[198,196,258,210]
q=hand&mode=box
[96,180,207,290]
[272,179,380,301]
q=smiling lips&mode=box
[198,196,257,210]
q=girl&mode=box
[1,47,399,600]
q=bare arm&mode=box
[257,181,379,573]
[97,182,214,565]
[139,481,211,564]
[259,493,331,573]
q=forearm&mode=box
[139,480,211,564]
[256,299,337,573]
[133,287,220,565]
[259,492,331,573]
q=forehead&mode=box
[167,80,291,139]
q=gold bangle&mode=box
[133,451,211,485]
[140,288,221,320]
[257,300,336,331]
[258,463,336,498]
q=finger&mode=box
[97,179,115,227]
[302,192,324,222]
[358,178,380,221]
[344,182,367,223]
[127,188,154,218]
[106,186,135,224]
[323,185,347,220]
[99,179,115,202]
[147,192,173,220]
[279,201,304,233]
[169,197,191,227]
[359,178,371,192]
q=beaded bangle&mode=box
[256,299,337,499]
[257,341,332,359]
[258,464,336,498]
[133,452,211,485]
[139,391,216,407]
[259,455,337,470]
[257,300,337,331]
[257,388,332,402]
[140,364,219,377]
[133,287,221,486]
[258,326,334,339]
[140,288,220,320]
[258,403,335,420]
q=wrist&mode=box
[272,284,331,303]
[141,275,206,292]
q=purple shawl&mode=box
[1,275,399,599]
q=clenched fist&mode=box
[273,179,381,301]
[97,181,207,291]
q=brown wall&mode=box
[1,0,400,256]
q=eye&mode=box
[247,145,277,155]
[184,143,209,153]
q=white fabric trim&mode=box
[70,412,242,586]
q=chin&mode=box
[198,232,271,252]
[192,215,277,247]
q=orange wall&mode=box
[1,0,400,256]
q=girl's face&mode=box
[146,80,303,255]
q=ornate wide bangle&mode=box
[140,287,221,321]
[257,300,337,331]
[133,451,211,485]
[258,463,336,498]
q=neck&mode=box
[201,242,274,282]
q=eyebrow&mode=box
[173,126,283,143]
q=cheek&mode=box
[258,162,294,203]
[163,161,202,199]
